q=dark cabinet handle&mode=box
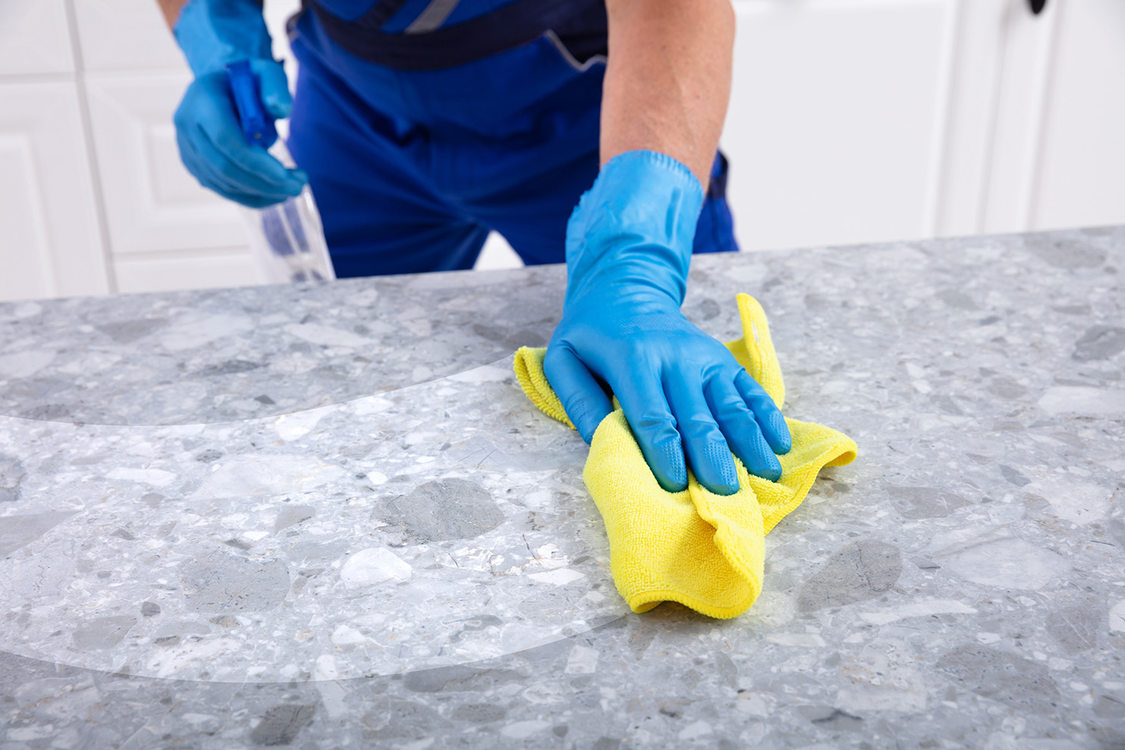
[1029,0,1047,15]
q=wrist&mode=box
[174,0,272,77]
[565,150,704,306]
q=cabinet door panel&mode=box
[0,83,109,301]
[114,251,262,294]
[0,0,74,75]
[1033,0,1125,230]
[724,0,955,251]
[74,0,303,73]
[84,73,247,255]
[72,0,187,71]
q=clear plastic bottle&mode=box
[226,60,335,284]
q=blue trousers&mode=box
[287,10,738,277]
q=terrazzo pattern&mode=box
[1,227,1123,748]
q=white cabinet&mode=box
[0,0,74,76]
[0,0,108,301]
[725,0,1125,251]
[724,0,958,251]
[1027,0,1125,232]
[83,72,246,255]
[74,0,263,292]
[1,0,1122,301]
[0,84,109,301]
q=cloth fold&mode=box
[514,293,857,619]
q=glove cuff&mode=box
[565,150,705,306]
[174,0,274,78]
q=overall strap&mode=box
[352,0,413,29]
[304,0,607,71]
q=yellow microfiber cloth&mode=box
[513,293,857,619]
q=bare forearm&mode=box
[157,0,192,28]
[600,0,735,187]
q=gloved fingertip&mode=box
[574,407,609,446]
[767,410,792,455]
[759,458,783,483]
[655,474,688,494]
[649,439,688,493]
[265,91,292,117]
[696,450,740,496]
[255,61,294,119]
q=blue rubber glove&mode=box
[544,151,792,495]
[171,0,306,207]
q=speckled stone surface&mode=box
[1,227,1123,748]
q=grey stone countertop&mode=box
[1,227,1123,749]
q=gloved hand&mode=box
[171,0,307,207]
[544,150,792,495]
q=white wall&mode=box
[0,0,1121,300]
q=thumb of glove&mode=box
[252,59,293,120]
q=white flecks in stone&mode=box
[533,542,569,569]
[746,591,796,628]
[911,380,933,394]
[146,637,241,679]
[837,683,927,713]
[1109,600,1125,633]
[220,513,250,528]
[242,530,269,542]
[1025,476,1113,524]
[314,654,339,680]
[11,301,41,319]
[0,350,56,380]
[331,624,367,647]
[837,639,927,713]
[447,364,511,383]
[1038,386,1125,416]
[766,632,826,648]
[528,568,584,586]
[340,548,412,589]
[582,589,606,604]
[6,725,57,742]
[105,467,177,487]
[564,644,599,674]
[316,680,351,720]
[859,599,977,626]
[977,632,1002,644]
[500,720,551,740]
[284,323,370,349]
[274,409,328,441]
[736,692,773,718]
[904,362,926,379]
[351,396,394,415]
[180,713,216,727]
[521,489,554,510]
[193,455,346,499]
[163,314,253,351]
[939,537,1066,590]
[57,351,120,376]
[678,721,713,741]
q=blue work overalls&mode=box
[286,0,738,277]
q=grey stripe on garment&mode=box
[404,0,462,33]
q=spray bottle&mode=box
[224,60,335,283]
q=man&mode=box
[160,0,791,497]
